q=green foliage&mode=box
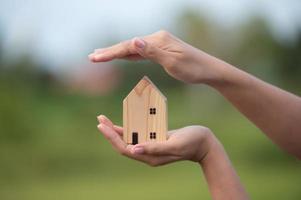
[0,65,300,199]
[0,9,301,200]
[176,10,301,92]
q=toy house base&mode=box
[123,76,167,144]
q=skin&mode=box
[89,30,301,159]
[89,30,301,199]
[97,115,249,200]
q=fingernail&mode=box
[97,115,102,121]
[134,38,145,49]
[133,146,144,154]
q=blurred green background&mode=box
[0,1,301,199]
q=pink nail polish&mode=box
[133,146,144,154]
[134,38,145,49]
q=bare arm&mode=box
[89,30,301,158]
[200,133,248,200]
[97,115,249,200]
[207,59,301,159]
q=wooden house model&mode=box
[123,76,167,145]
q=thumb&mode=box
[133,142,177,156]
[132,37,167,65]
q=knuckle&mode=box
[191,125,213,139]
[203,127,212,134]
[158,30,170,37]
[198,126,212,134]
[203,127,213,138]
[156,30,171,40]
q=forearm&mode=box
[200,54,301,158]
[200,134,249,200]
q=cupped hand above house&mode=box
[96,115,218,166]
[88,30,224,84]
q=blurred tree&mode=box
[0,25,3,67]
[275,31,301,87]
[230,17,283,84]
[176,8,217,54]
[235,17,301,89]
[234,17,279,63]
[0,54,56,143]
[176,9,301,90]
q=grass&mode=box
[0,82,300,200]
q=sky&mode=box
[0,0,300,71]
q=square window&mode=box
[150,132,156,139]
[150,108,157,114]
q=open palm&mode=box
[97,115,213,166]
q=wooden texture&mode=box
[123,76,167,144]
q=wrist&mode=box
[194,50,238,88]
[198,132,224,166]
[197,132,249,200]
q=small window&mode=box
[150,132,156,139]
[150,108,156,115]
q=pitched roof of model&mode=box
[123,76,167,101]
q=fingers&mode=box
[97,123,129,155]
[97,115,114,127]
[96,117,180,157]
[96,115,175,139]
[126,145,179,166]
[88,36,170,65]
[132,141,179,156]
[97,124,179,166]
[93,46,144,61]
[132,154,179,167]
[113,125,123,135]
[96,114,182,166]
[89,40,138,62]
[97,115,123,136]
[131,37,168,66]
